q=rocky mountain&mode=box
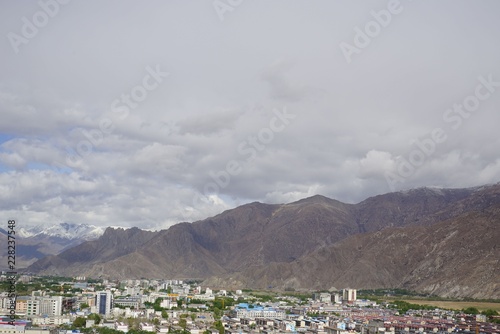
[213,207,499,299]
[0,223,106,269]
[27,184,500,298]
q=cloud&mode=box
[358,150,396,179]
[178,109,243,135]
[0,1,499,229]
[261,60,312,103]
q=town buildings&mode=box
[0,274,498,334]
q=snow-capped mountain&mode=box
[17,222,106,240]
[1,223,107,270]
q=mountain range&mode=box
[26,185,500,299]
[0,223,105,269]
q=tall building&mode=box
[26,296,62,316]
[95,291,113,316]
[343,288,357,303]
[41,296,62,316]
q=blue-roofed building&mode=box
[230,303,286,319]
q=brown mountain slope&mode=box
[28,227,157,274]
[213,206,499,298]
[28,198,358,278]
[353,187,475,232]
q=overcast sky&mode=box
[1,0,499,229]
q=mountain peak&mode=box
[289,194,344,206]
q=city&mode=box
[1,275,499,334]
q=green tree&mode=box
[214,320,224,334]
[213,307,222,319]
[463,307,480,315]
[482,309,499,317]
[161,310,169,319]
[88,313,102,325]
[73,317,86,328]
[127,317,135,329]
[179,318,187,330]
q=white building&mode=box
[115,322,129,332]
[31,315,71,326]
[342,289,356,303]
[193,294,215,301]
[26,296,62,316]
[160,299,172,309]
[140,323,154,331]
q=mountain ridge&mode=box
[26,184,500,298]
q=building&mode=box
[332,293,342,304]
[313,293,333,303]
[15,297,28,313]
[140,323,154,331]
[113,297,141,309]
[230,303,286,319]
[0,318,36,334]
[342,289,357,303]
[40,296,62,317]
[160,299,172,309]
[31,315,71,326]
[95,290,113,316]
[25,296,62,317]
[115,322,129,332]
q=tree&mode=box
[80,303,90,309]
[127,317,135,329]
[213,307,222,319]
[73,317,86,328]
[161,310,169,319]
[179,318,187,330]
[482,309,499,317]
[214,320,224,334]
[463,307,480,315]
[88,313,102,325]
[190,313,196,321]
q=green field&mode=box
[395,299,500,312]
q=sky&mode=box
[1,0,500,230]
